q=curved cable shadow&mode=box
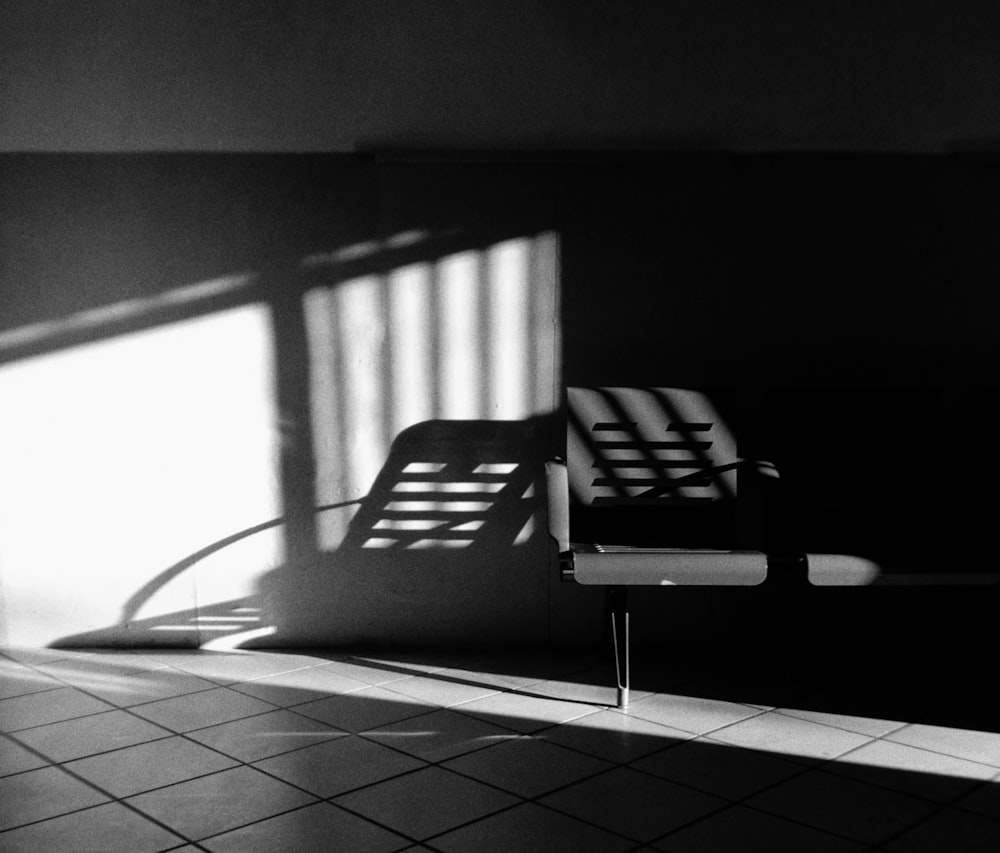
[118,498,366,624]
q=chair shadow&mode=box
[54,415,557,650]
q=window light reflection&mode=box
[0,303,281,645]
[306,232,559,550]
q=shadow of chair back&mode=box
[340,419,544,554]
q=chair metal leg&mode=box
[609,585,630,708]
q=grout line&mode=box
[4,648,999,849]
[807,728,1000,803]
[871,726,1000,773]
[2,728,177,775]
[865,801,954,852]
[0,679,73,700]
[195,798,420,850]
[767,706,911,739]
[0,742,195,846]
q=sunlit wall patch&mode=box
[0,302,282,645]
[487,238,530,418]
[305,232,560,550]
[439,250,483,419]
[388,263,433,436]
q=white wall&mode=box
[0,301,282,646]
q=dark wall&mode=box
[560,153,1000,389]
[560,154,1000,564]
[0,153,374,335]
[558,154,1000,652]
[3,1,1000,153]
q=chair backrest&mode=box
[566,387,745,548]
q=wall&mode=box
[3,1,1000,154]
[0,155,562,648]
[2,152,997,653]
[2,4,999,650]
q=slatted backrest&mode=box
[566,387,742,547]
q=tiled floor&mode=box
[0,645,997,851]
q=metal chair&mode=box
[546,386,796,708]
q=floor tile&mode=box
[745,768,938,846]
[65,735,240,798]
[707,710,874,763]
[185,708,342,762]
[333,765,519,840]
[228,666,371,706]
[126,650,226,669]
[773,705,907,738]
[454,690,599,734]
[154,651,317,685]
[518,668,635,706]
[350,652,455,676]
[0,801,185,853]
[442,735,614,797]
[2,646,996,853]
[128,687,277,733]
[293,686,432,732]
[77,669,220,707]
[0,686,115,733]
[0,765,108,830]
[630,737,804,800]
[622,693,762,735]
[35,655,167,687]
[540,766,726,843]
[952,776,1000,820]
[0,666,62,700]
[655,803,868,853]
[826,739,998,802]
[126,765,316,840]
[482,650,604,681]
[430,664,548,692]
[885,806,1000,852]
[201,801,410,853]
[0,733,51,776]
[542,709,691,763]
[63,650,170,669]
[381,673,501,708]
[313,659,416,687]
[366,708,519,761]
[11,709,172,763]
[886,723,1000,768]
[430,801,633,852]
[0,648,95,666]
[253,735,426,798]
[436,652,599,693]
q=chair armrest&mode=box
[545,458,571,553]
[738,458,780,480]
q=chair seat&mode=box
[571,547,768,585]
[806,552,1000,586]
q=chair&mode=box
[546,386,797,707]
